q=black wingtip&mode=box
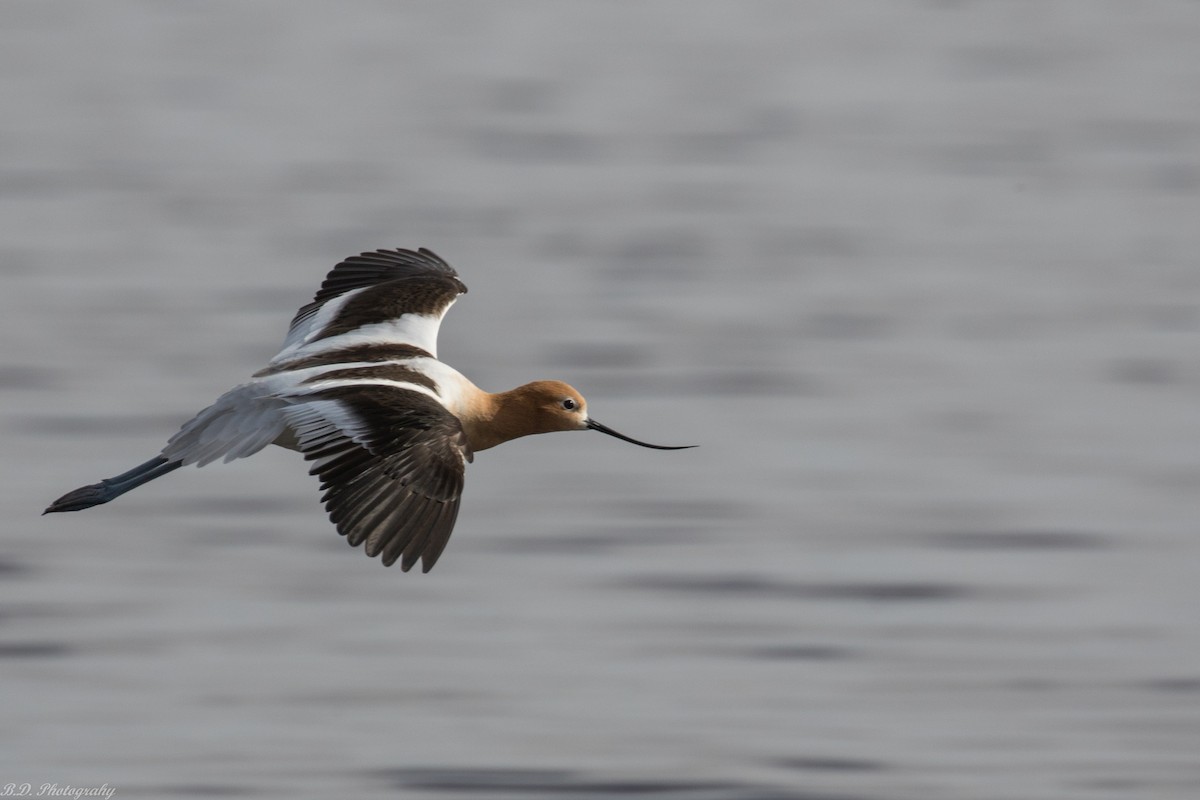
[43,483,114,514]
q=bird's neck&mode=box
[457,386,542,452]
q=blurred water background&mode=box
[3,2,1200,799]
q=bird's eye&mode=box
[561,398,578,411]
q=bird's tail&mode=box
[43,456,183,514]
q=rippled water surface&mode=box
[3,3,1200,799]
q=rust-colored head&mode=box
[477,380,694,451]
[506,380,590,434]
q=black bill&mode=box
[586,418,696,450]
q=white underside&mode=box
[161,357,480,467]
[162,291,469,467]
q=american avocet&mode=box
[44,248,694,571]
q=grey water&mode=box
[3,3,1200,799]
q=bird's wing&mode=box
[281,384,472,572]
[276,248,467,361]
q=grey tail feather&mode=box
[43,456,183,514]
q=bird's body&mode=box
[45,248,692,572]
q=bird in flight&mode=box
[44,248,694,572]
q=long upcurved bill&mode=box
[586,419,696,450]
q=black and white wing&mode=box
[166,248,467,470]
[282,384,472,572]
[274,247,467,363]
